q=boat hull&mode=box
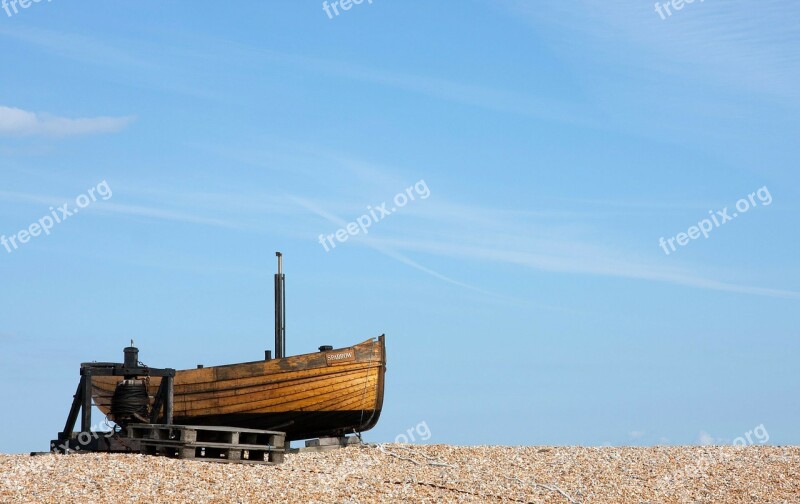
[91,336,386,441]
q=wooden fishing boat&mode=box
[86,253,387,441]
[90,336,386,441]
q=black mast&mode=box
[274,252,286,359]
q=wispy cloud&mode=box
[266,51,589,125]
[0,106,134,137]
[372,234,800,299]
[494,0,800,105]
[165,36,591,125]
[219,148,800,299]
[95,201,245,230]
[0,23,588,126]
[278,151,798,300]
[0,26,151,69]
[3,148,795,300]
[288,195,508,299]
[0,189,244,229]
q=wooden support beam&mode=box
[164,375,174,425]
[80,371,92,433]
[61,377,85,439]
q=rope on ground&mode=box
[534,482,581,504]
[274,466,538,503]
[374,444,457,468]
[504,475,582,504]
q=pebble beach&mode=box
[1,444,798,503]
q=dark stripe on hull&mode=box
[172,409,382,441]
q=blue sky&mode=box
[0,0,798,453]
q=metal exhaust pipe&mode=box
[274,252,286,359]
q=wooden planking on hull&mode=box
[92,370,377,411]
[92,374,378,414]
[156,372,380,418]
[92,340,382,403]
[173,363,379,405]
[94,353,381,414]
